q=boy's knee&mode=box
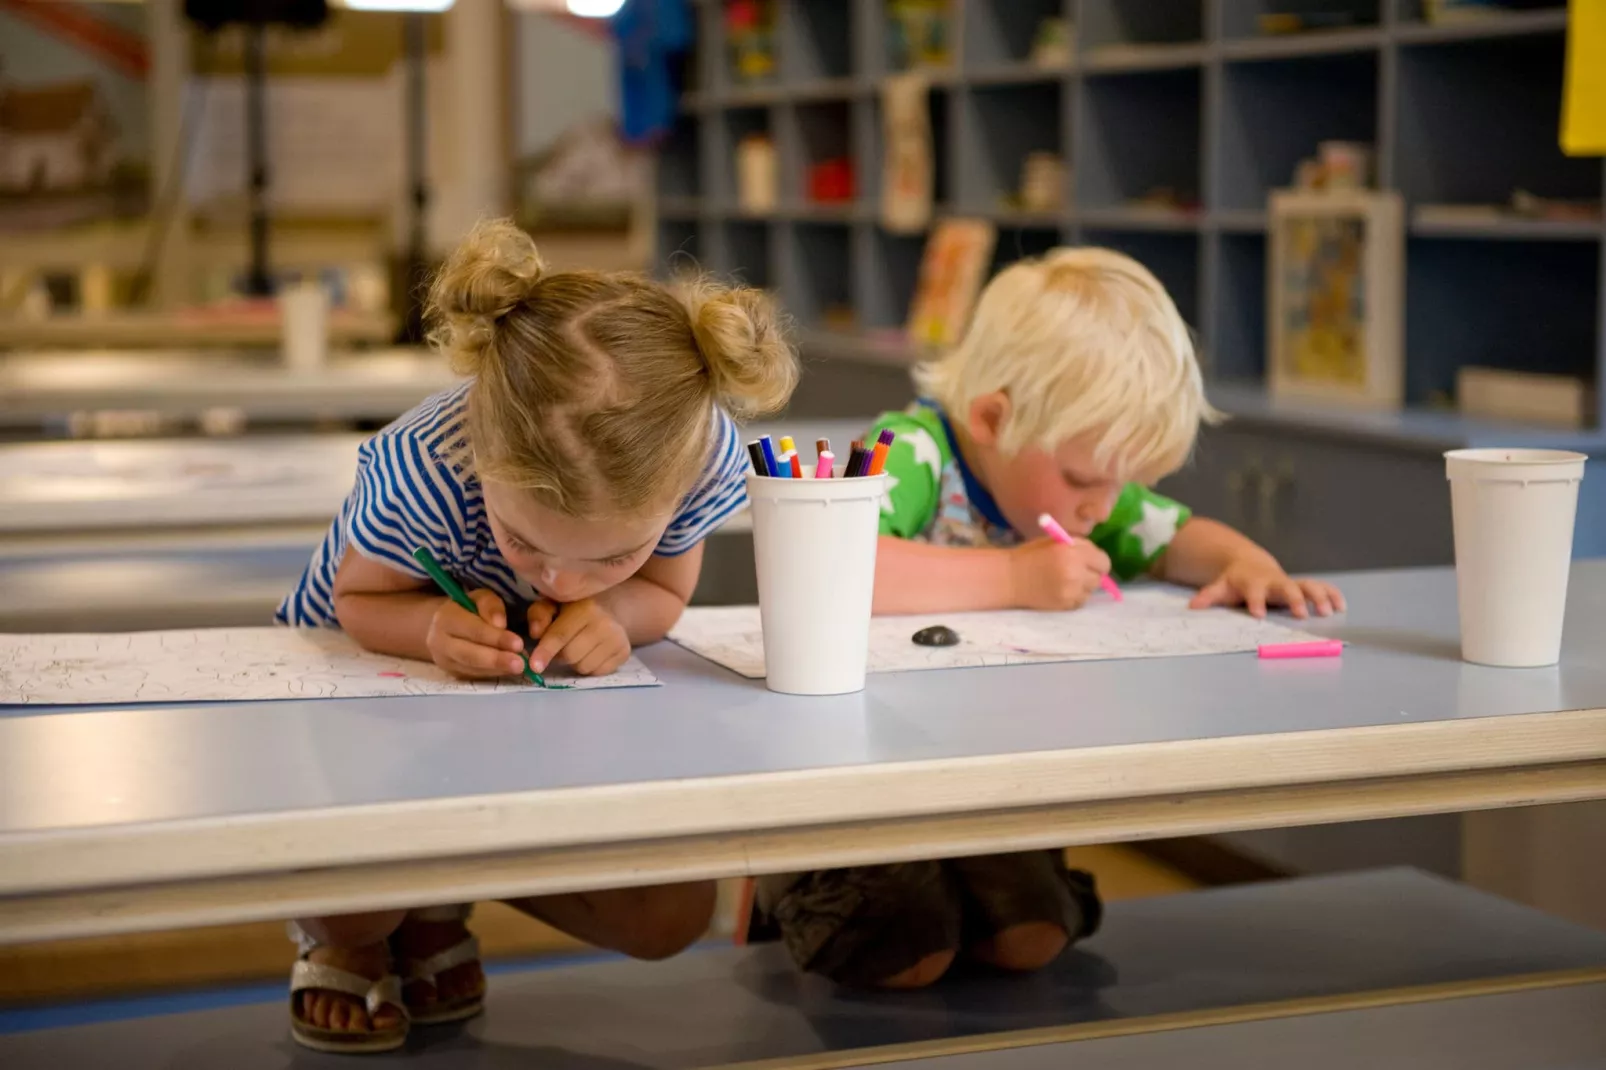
[295,909,408,949]
[610,881,718,961]
[970,921,1068,973]
[875,949,956,989]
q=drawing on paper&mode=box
[0,627,659,706]
[669,589,1329,678]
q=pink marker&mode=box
[814,450,834,480]
[1257,640,1343,660]
[1037,513,1123,602]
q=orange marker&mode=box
[867,428,895,476]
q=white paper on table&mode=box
[0,628,658,706]
[670,589,1330,679]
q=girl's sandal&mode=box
[288,952,410,1054]
[396,905,487,1026]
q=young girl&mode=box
[275,219,797,1053]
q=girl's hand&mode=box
[426,588,529,678]
[1008,537,1113,611]
[527,597,632,677]
[1189,554,1345,620]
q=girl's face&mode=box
[483,482,669,603]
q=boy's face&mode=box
[964,393,1135,539]
[483,481,668,604]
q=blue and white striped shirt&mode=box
[276,382,750,627]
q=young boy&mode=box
[755,248,1345,990]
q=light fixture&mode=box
[566,0,623,16]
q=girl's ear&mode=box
[966,391,1011,449]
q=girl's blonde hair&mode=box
[916,247,1221,484]
[428,219,797,518]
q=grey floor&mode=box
[4,870,1604,1069]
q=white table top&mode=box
[0,420,873,536]
[0,347,459,426]
[4,566,1606,901]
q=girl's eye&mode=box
[601,554,633,568]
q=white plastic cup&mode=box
[748,471,885,695]
[281,280,330,373]
[1445,448,1587,667]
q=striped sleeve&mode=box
[655,410,749,556]
[343,429,468,578]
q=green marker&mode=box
[412,546,546,688]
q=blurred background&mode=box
[0,0,1601,1011]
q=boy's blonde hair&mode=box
[915,247,1219,483]
[428,219,797,519]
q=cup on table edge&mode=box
[1445,447,1586,668]
[747,470,886,695]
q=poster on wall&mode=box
[0,0,150,230]
[1268,189,1404,410]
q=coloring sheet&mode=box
[670,589,1328,678]
[0,628,658,706]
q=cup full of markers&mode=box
[745,431,893,695]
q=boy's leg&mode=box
[951,851,1102,972]
[757,862,963,989]
[293,910,409,1034]
[506,880,718,961]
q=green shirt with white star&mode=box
[870,403,1191,581]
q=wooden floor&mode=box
[0,846,1198,1006]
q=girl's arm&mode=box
[595,543,704,644]
[331,546,528,676]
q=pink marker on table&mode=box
[1257,640,1343,660]
[1037,513,1123,602]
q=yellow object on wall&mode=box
[1562,0,1606,155]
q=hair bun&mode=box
[427,218,547,375]
[681,282,798,419]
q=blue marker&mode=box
[759,436,780,479]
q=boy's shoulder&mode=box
[871,402,957,540]
[870,402,953,465]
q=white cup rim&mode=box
[1444,448,1588,466]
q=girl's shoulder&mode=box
[361,383,475,475]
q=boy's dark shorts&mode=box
[754,850,1102,989]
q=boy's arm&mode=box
[1156,516,1344,619]
[873,536,1017,614]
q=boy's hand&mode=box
[425,588,529,678]
[527,597,631,677]
[1009,537,1114,611]
[1189,553,1345,620]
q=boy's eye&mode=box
[1062,472,1097,490]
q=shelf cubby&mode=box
[1404,237,1600,406]
[963,0,1066,68]
[1081,0,1204,50]
[1395,30,1597,209]
[711,220,774,291]
[779,221,855,328]
[715,107,774,203]
[956,82,1065,213]
[987,225,1062,280]
[656,117,701,200]
[1220,0,1381,40]
[1081,230,1202,328]
[861,88,953,212]
[780,100,856,206]
[1212,232,1268,382]
[855,226,926,328]
[1076,68,1203,212]
[1216,51,1379,212]
[781,0,854,85]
